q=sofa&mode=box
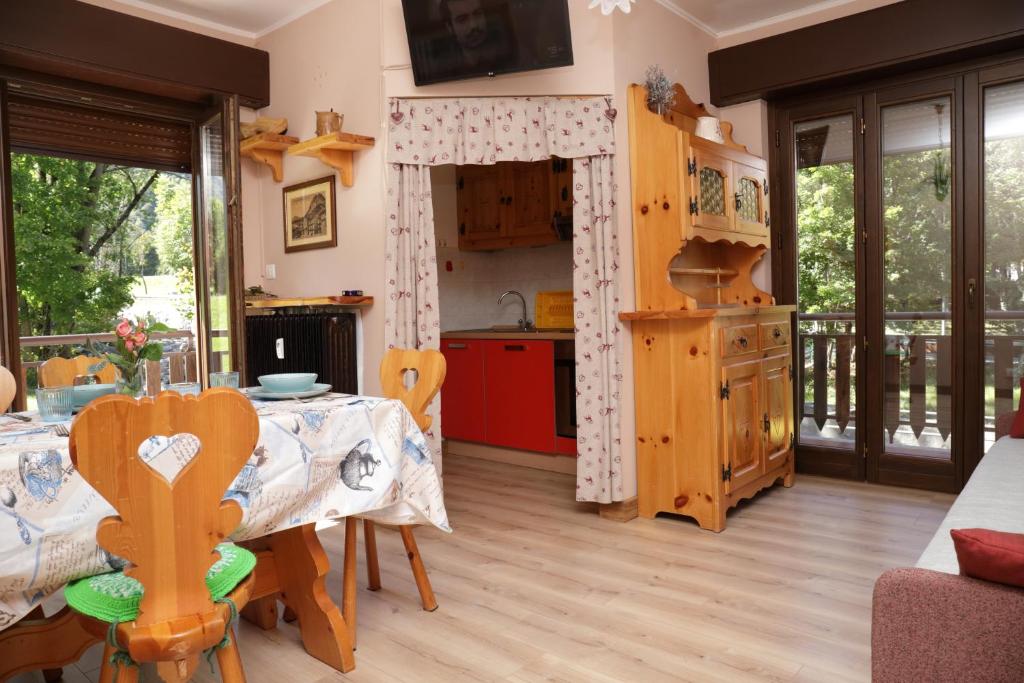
[871,430,1024,682]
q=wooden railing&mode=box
[19,329,198,397]
[800,311,1024,445]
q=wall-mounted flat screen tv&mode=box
[401,0,574,86]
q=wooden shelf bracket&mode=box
[288,132,376,187]
[240,133,299,182]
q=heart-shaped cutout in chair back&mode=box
[137,433,201,485]
[401,367,420,390]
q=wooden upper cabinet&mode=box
[506,161,555,238]
[733,162,769,238]
[690,145,733,233]
[458,165,504,243]
[457,160,565,250]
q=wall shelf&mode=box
[287,132,376,187]
[240,132,299,182]
[245,295,374,312]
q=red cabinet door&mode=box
[440,339,486,442]
[483,340,556,453]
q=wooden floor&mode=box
[15,455,954,683]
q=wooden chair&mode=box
[39,355,117,387]
[0,364,16,412]
[66,389,260,682]
[343,348,446,637]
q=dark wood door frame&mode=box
[771,94,866,481]
[864,76,962,494]
[770,52,1024,492]
[0,81,23,410]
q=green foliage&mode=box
[12,154,194,365]
[796,162,856,314]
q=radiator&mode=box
[244,311,358,394]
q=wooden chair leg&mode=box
[216,630,247,683]
[343,517,358,647]
[240,595,278,630]
[398,525,438,612]
[363,519,381,591]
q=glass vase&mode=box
[115,363,146,398]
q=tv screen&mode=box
[401,0,574,86]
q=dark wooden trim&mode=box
[223,95,248,387]
[0,82,24,411]
[709,0,1024,106]
[772,94,866,482]
[0,0,269,108]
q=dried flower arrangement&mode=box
[644,65,675,114]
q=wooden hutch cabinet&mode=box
[621,83,794,531]
[456,158,572,251]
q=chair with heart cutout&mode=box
[342,348,446,640]
[65,388,260,682]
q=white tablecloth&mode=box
[0,392,450,631]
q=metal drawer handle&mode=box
[772,328,783,339]
[735,336,749,349]
[504,344,526,351]
[447,343,468,349]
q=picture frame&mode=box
[282,175,337,253]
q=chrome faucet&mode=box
[498,290,533,331]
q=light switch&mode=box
[275,338,285,359]
[266,263,277,279]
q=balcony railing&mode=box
[18,329,198,398]
[800,311,1024,451]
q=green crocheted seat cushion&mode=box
[64,543,255,623]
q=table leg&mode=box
[265,523,355,673]
[343,517,358,647]
[0,605,100,681]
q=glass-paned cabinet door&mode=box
[734,162,769,237]
[689,145,733,232]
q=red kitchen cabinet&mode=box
[440,339,486,442]
[483,340,556,453]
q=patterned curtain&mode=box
[384,97,623,501]
[573,155,623,503]
[384,162,442,463]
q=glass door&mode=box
[979,69,1024,455]
[777,96,864,479]
[865,78,960,491]
[194,95,246,386]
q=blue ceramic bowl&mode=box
[257,373,317,393]
[71,383,116,409]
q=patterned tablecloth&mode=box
[0,392,450,631]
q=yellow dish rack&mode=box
[535,290,574,330]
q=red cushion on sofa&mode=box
[951,528,1024,588]
[1009,378,1024,437]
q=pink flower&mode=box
[133,332,147,345]
[115,320,132,338]
[124,339,136,351]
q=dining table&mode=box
[0,390,450,680]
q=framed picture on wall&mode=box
[282,175,337,253]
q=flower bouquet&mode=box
[96,318,171,397]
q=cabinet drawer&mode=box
[720,324,758,358]
[759,321,791,351]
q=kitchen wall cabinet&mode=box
[456,159,570,251]
[684,138,770,245]
[440,339,487,442]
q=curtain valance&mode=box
[386,96,617,165]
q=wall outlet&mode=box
[265,263,277,279]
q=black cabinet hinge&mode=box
[459,223,466,235]
[775,129,781,148]
[762,413,770,434]
[788,365,794,381]
[789,433,795,450]
[457,176,464,190]
[764,179,769,195]
[765,211,770,227]
[720,380,730,399]
[689,199,699,216]
[722,464,732,482]
[687,157,697,176]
